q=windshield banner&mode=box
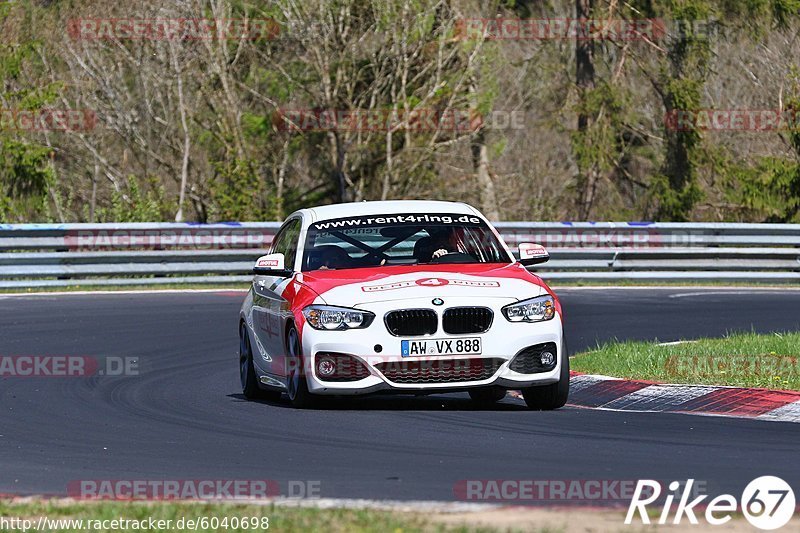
[310,213,483,231]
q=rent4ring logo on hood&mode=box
[362,277,501,292]
[625,477,795,530]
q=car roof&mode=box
[295,200,481,224]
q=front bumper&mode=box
[300,297,564,395]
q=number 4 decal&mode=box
[415,278,449,286]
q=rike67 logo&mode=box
[626,477,795,530]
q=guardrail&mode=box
[0,222,798,288]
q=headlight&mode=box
[502,295,555,323]
[302,305,375,330]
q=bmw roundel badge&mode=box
[432,298,444,306]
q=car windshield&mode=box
[301,213,512,271]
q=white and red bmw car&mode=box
[238,200,568,409]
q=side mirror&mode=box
[518,242,550,266]
[253,253,290,276]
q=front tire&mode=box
[285,327,317,409]
[521,352,570,410]
[240,324,280,401]
[468,386,506,405]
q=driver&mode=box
[414,228,462,262]
[431,231,454,259]
[308,245,351,270]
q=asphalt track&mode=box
[1,287,798,501]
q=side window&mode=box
[271,218,301,270]
[282,220,301,270]
[270,227,288,255]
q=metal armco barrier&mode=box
[0,221,798,288]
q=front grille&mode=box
[442,307,493,334]
[375,358,504,384]
[508,342,558,374]
[384,309,437,336]
[314,352,371,382]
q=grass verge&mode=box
[571,331,800,390]
[0,500,500,533]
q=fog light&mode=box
[317,356,337,378]
[540,351,555,366]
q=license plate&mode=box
[401,337,482,357]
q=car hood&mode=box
[295,263,549,307]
